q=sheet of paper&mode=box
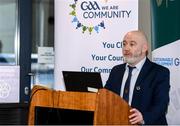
[38,47,54,64]
[0,66,20,103]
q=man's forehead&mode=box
[123,33,139,41]
[123,40,136,43]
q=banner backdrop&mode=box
[54,0,138,90]
[151,0,180,124]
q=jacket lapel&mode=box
[119,64,126,91]
[136,58,152,86]
[131,58,153,106]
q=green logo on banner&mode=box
[156,0,163,6]
[156,0,169,8]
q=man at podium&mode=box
[105,30,170,125]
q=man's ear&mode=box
[142,44,148,53]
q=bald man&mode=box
[105,30,170,125]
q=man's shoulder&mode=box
[109,63,126,74]
[112,63,126,70]
[149,59,170,73]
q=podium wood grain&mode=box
[28,85,131,125]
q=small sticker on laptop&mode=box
[87,87,98,93]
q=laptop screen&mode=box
[62,71,103,92]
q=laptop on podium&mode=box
[62,71,103,92]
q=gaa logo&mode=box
[81,1,100,11]
[69,0,105,34]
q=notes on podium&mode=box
[28,85,132,125]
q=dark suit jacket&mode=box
[105,58,170,125]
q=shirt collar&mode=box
[126,57,146,71]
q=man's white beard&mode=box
[124,51,143,65]
[124,57,139,65]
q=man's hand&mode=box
[129,108,144,125]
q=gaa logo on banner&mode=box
[69,0,132,34]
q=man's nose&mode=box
[123,45,130,51]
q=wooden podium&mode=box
[28,85,131,125]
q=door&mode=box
[31,0,54,89]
